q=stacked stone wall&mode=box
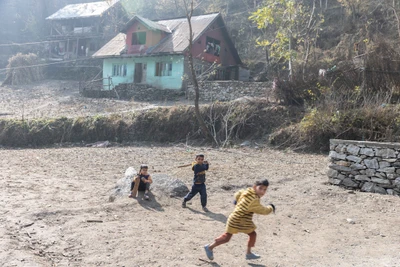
[328,139,400,196]
[80,83,184,101]
[81,81,273,102]
[187,81,272,101]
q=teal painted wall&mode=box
[103,55,185,90]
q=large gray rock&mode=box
[346,155,362,163]
[373,185,388,195]
[371,177,391,185]
[329,164,352,172]
[378,161,391,169]
[377,167,395,174]
[335,144,346,153]
[329,178,341,185]
[329,151,347,160]
[375,148,396,158]
[327,168,339,178]
[361,182,375,192]
[360,148,375,157]
[355,175,370,181]
[364,159,379,169]
[109,168,190,201]
[151,174,189,198]
[350,163,366,170]
[109,167,137,201]
[347,144,361,155]
[341,178,359,188]
[394,177,400,188]
[361,182,387,194]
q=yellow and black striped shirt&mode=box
[226,187,274,234]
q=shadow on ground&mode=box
[136,191,164,211]
[187,207,227,224]
[248,263,267,267]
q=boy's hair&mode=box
[254,179,269,187]
[140,164,148,169]
[195,154,204,159]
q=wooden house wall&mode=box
[191,19,238,67]
[125,21,167,54]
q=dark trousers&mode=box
[131,181,150,192]
[183,183,207,207]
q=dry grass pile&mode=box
[1,53,44,86]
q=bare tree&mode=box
[182,0,215,144]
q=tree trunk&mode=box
[183,0,214,144]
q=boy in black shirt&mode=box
[182,154,210,212]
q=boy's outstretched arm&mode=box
[248,200,275,215]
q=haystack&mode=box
[1,53,44,86]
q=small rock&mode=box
[240,140,251,147]
[346,218,355,224]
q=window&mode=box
[155,62,172,76]
[132,32,146,45]
[112,64,127,76]
[205,37,221,56]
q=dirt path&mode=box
[1,145,399,267]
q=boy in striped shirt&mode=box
[204,179,275,260]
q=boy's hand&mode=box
[269,203,276,214]
[204,160,209,164]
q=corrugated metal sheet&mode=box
[46,1,118,20]
[134,16,172,33]
[92,33,126,58]
[152,13,219,54]
[94,13,220,57]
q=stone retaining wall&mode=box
[328,139,400,196]
[187,81,272,101]
[80,81,273,102]
[80,83,184,101]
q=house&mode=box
[45,0,126,60]
[92,13,244,90]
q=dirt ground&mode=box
[0,80,189,119]
[0,80,399,267]
[0,145,399,267]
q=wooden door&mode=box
[141,63,147,83]
[134,63,142,83]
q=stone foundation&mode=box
[187,81,272,101]
[328,139,400,196]
[80,80,273,102]
[80,83,184,101]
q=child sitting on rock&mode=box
[129,164,153,200]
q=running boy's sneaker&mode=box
[182,201,186,208]
[144,194,150,200]
[202,207,209,212]
[204,245,214,260]
[246,252,261,260]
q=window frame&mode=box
[132,32,147,45]
[205,36,221,57]
[112,64,127,77]
[155,61,173,77]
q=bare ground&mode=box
[0,145,399,267]
[0,80,399,267]
[0,80,188,119]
